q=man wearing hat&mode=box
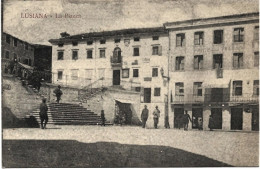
[153,106,160,129]
[39,98,48,129]
[53,85,63,103]
[141,105,149,128]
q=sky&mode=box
[3,0,259,45]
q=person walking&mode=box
[153,106,160,129]
[141,105,149,128]
[100,110,106,126]
[39,98,48,129]
[208,115,214,131]
[183,110,192,131]
[53,85,63,103]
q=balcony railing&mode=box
[110,55,122,66]
[172,93,259,104]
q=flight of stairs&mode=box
[27,103,110,125]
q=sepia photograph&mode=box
[1,0,259,167]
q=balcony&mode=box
[110,55,122,67]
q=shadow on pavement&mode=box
[3,139,232,168]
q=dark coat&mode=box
[141,108,149,120]
[183,114,191,124]
[39,103,48,119]
[53,88,63,97]
[208,117,215,129]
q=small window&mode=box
[71,69,78,80]
[6,35,10,44]
[194,32,204,45]
[233,53,243,69]
[176,33,185,47]
[72,41,78,46]
[135,87,141,92]
[152,46,159,55]
[154,88,161,96]
[87,41,93,45]
[152,68,158,77]
[253,80,259,96]
[214,30,223,44]
[193,82,202,96]
[114,38,120,43]
[57,51,64,60]
[58,43,64,47]
[213,54,223,69]
[233,28,244,42]
[175,82,184,96]
[254,26,259,41]
[133,47,139,56]
[5,51,9,59]
[152,36,159,40]
[194,55,203,70]
[25,43,28,50]
[134,37,140,41]
[13,38,17,47]
[58,71,63,80]
[254,52,259,67]
[122,69,129,78]
[176,56,185,71]
[100,39,106,44]
[87,50,93,59]
[233,81,242,96]
[133,69,139,77]
[72,50,78,60]
[100,49,106,58]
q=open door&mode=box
[113,70,120,85]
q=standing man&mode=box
[39,98,48,129]
[153,106,160,129]
[183,110,192,131]
[101,110,106,126]
[141,105,149,128]
[53,85,63,103]
[208,115,214,131]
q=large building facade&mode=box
[165,12,259,131]
[49,12,259,131]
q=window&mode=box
[135,87,141,92]
[57,51,64,60]
[214,30,223,44]
[176,33,185,47]
[114,38,120,43]
[254,52,259,67]
[72,41,78,46]
[13,38,17,47]
[233,53,243,69]
[87,41,93,45]
[175,56,185,70]
[58,71,63,80]
[152,68,158,77]
[154,88,161,96]
[133,69,139,77]
[6,35,10,44]
[58,43,64,47]
[72,50,78,60]
[133,47,139,56]
[5,51,9,59]
[87,50,93,59]
[253,80,259,96]
[13,53,17,61]
[194,55,203,70]
[25,43,28,50]
[254,26,259,41]
[194,32,204,45]
[152,46,162,55]
[71,69,78,80]
[152,36,159,40]
[100,49,106,58]
[233,81,242,96]
[175,82,184,96]
[213,54,223,69]
[233,28,244,42]
[193,82,202,96]
[100,39,106,44]
[122,69,129,78]
[134,37,140,41]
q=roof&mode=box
[49,27,167,44]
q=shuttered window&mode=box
[233,28,244,42]
[176,56,185,71]
[233,81,243,96]
[233,53,243,69]
[193,82,203,96]
[194,55,203,70]
[194,32,204,45]
[175,82,184,96]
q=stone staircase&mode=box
[27,103,111,125]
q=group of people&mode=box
[141,105,162,129]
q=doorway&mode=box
[192,108,203,129]
[252,107,259,131]
[114,101,132,125]
[174,108,184,128]
[113,70,120,85]
[144,88,151,103]
[231,108,243,130]
[211,108,222,129]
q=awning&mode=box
[115,98,135,104]
[203,79,231,88]
[17,62,34,71]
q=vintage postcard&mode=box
[1,0,259,167]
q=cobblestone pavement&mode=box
[3,125,259,167]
